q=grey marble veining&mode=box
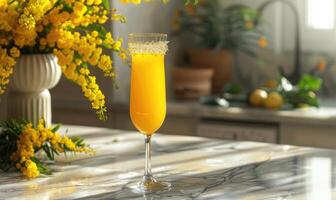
[1,125,335,200]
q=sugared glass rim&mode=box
[128,33,168,43]
[128,33,168,55]
[128,33,167,38]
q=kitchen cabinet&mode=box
[52,100,336,149]
[197,120,278,143]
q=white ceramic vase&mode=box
[7,54,61,127]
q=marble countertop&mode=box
[1,125,336,199]
[52,97,336,126]
[167,101,336,125]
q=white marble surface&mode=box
[52,99,336,127]
[1,125,335,199]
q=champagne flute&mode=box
[128,33,170,193]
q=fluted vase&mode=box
[7,54,61,127]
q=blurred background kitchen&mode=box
[2,0,336,149]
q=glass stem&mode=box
[144,135,153,180]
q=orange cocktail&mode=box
[128,33,170,193]
[130,53,166,135]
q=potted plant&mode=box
[173,0,267,93]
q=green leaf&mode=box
[224,83,243,94]
[102,0,110,10]
[31,157,52,175]
[0,119,30,172]
[61,3,73,12]
[51,124,61,133]
[101,43,112,49]
[71,136,86,147]
[42,145,54,160]
[78,24,107,38]
[297,75,322,91]
[91,25,107,38]
[286,90,320,108]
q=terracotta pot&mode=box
[188,49,233,93]
[172,67,213,100]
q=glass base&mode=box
[127,175,171,194]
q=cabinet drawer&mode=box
[197,121,278,143]
[197,123,237,140]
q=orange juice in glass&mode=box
[128,33,170,193]
[130,53,166,135]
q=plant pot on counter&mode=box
[188,49,233,94]
[172,67,213,100]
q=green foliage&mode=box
[102,0,110,10]
[84,24,107,38]
[279,75,322,108]
[31,157,52,175]
[0,120,28,171]
[174,0,265,57]
[71,136,86,147]
[297,75,322,91]
[51,124,61,132]
[286,90,319,108]
[224,83,243,94]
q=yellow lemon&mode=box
[249,89,268,107]
[264,80,279,89]
[264,92,283,110]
